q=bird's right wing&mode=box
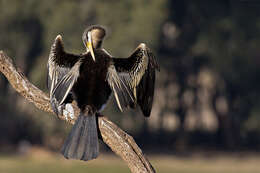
[47,35,81,115]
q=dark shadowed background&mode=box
[1,0,260,173]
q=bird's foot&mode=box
[51,98,75,120]
[62,103,75,120]
[51,98,64,119]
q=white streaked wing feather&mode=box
[52,59,82,105]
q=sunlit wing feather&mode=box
[106,65,135,111]
[112,43,159,117]
[52,60,82,104]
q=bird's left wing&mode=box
[106,64,135,112]
[112,43,160,117]
[47,35,81,115]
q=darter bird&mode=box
[47,25,159,161]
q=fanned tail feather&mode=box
[61,113,99,161]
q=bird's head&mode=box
[82,25,106,61]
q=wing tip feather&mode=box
[139,43,146,49]
[56,34,62,41]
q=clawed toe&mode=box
[63,104,75,120]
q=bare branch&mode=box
[0,51,155,173]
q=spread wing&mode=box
[47,35,82,115]
[112,43,160,117]
[106,64,135,112]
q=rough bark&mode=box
[0,50,155,173]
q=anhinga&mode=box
[47,25,159,161]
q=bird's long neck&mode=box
[92,39,103,49]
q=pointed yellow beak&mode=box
[87,32,95,61]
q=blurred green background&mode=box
[1,0,260,172]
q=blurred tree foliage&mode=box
[0,0,260,152]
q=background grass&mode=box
[0,148,259,173]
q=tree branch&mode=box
[0,51,155,173]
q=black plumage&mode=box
[47,25,159,161]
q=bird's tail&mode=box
[61,113,99,161]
